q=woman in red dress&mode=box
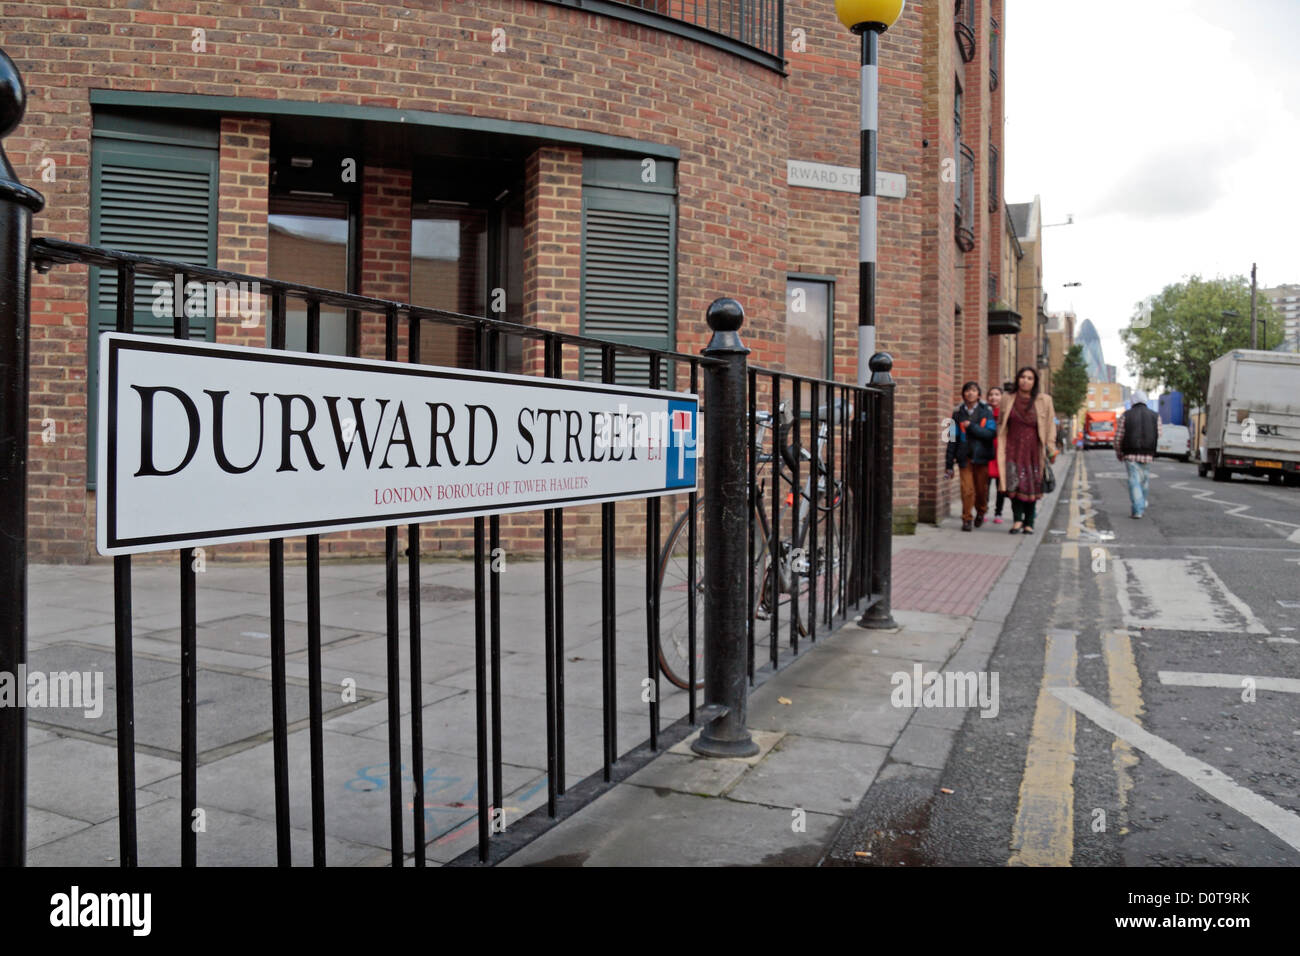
[996,366,1058,534]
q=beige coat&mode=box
[996,392,1058,493]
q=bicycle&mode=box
[655,398,856,690]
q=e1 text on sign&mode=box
[97,334,698,555]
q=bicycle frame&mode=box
[752,405,845,611]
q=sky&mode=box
[1004,0,1300,388]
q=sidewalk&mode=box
[499,451,1074,866]
[20,453,1072,866]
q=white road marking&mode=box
[1268,637,1299,644]
[1050,687,1300,854]
[1114,557,1270,634]
[1100,546,1300,553]
[1171,480,1300,539]
[1157,671,1300,694]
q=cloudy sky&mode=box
[1004,0,1300,386]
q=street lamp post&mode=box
[835,0,906,386]
[1223,308,1266,350]
[836,1,904,630]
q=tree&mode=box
[1052,343,1089,425]
[1120,275,1281,412]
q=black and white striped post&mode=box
[835,0,905,385]
[837,1,902,630]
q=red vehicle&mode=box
[1084,410,1118,449]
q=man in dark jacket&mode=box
[1116,389,1161,519]
[945,382,997,531]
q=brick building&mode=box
[1006,195,1053,390]
[1087,381,1125,413]
[6,0,1014,559]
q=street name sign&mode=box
[96,334,698,555]
[787,160,907,198]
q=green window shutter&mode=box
[87,134,219,488]
[580,186,676,386]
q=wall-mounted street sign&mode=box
[787,160,907,198]
[96,334,698,555]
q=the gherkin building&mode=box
[1076,319,1109,382]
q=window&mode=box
[87,111,219,487]
[268,195,352,355]
[954,79,974,250]
[785,277,833,380]
[956,145,975,252]
[411,202,488,369]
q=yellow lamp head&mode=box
[835,0,906,32]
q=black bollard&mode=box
[0,50,47,866]
[859,351,897,629]
[692,298,758,758]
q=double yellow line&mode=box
[1008,456,1145,865]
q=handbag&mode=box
[1043,460,1056,494]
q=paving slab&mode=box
[623,752,750,797]
[124,667,354,755]
[141,613,365,658]
[27,798,378,867]
[500,785,840,866]
[28,604,115,640]
[747,683,913,748]
[823,623,966,664]
[26,807,93,849]
[889,721,959,771]
[140,729,540,856]
[726,734,889,816]
[909,701,973,731]
[26,736,178,824]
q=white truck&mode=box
[1198,349,1300,485]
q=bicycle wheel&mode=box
[656,503,705,690]
[656,502,769,690]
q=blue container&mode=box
[1158,391,1185,426]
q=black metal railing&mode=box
[990,16,1000,89]
[6,239,892,864]
[955,0,976,63]
[20,235,718,866]
[744,368,887,673]
[956,144,977,252]
[989,141,999,212]
[542,0,785,66]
